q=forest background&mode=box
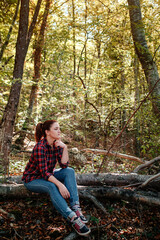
[0,0,160,239]
[0,0,160,175]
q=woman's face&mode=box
[46,122,61,140]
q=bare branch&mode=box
[83,148,144,164]
[79,190,107,214]
[133,156,160,173]
[76,75,86,89]
[103,107,119,132]
[96,0,108,8]
[152,44,160,62]
[140,173,160,189]
[97,78,160,174]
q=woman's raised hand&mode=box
[54,140,67,149]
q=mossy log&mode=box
[0,173,160,207]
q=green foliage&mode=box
[0,0,160,162]
[138,104,160,158]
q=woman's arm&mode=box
[55,140,69,164]
[48,175,70,199]
[49,140,70,199]
[61,145,69,164]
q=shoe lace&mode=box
[75,207,83,215]
[73,217,84,228]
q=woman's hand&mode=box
[48,176,70,199]
[58,183,70,199]
[55,140,67,149]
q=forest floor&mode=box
[1,194,160,240]
[1,137,160,240]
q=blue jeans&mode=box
[24,167,79,219]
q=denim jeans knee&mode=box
[24,179,76,219]
[54,167,79,207]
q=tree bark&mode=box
[0,183,159,207]
[0,0,42,178]
[15,0,51,146]
[76,173,160,191]
[133,53,141,156]
[0,0,20,61]
[79,186,160,207]
[127,0,160,115]
[2,172,160,191]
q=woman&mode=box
[22,120,90,236]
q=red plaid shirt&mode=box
[22,138,68,183]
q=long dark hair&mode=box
[35,120,57,142]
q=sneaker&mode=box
[72,217,91,236]
[75,207,88,223]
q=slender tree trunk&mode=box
[0,0,20,61]
[121,72,126,152]
[0,0,42,178]
[72,0,76,79]
[15,0,51,146]
[133,53,141,156]
[71,0,77,121]
[127,0,160,115]
[84,0,88,146]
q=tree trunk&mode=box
[0,0,42,178]
[0,0,20,61]
[15,0,51,146]
[72,0,76,79]
[127,0,160,115]
[120,72,127,152]
[84,0,88,146]
[71,0,77,120]
[133,53,141,156]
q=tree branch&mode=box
[0,0,20,61]
[79,190,107,214]
[83,148,144,163]
[139,173,160,189]
[27,0,42,47]
[133,156,160,173]
[97,78,160,174]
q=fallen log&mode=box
[79,186,160,207]
[83,148,144,163]
[0,182,160,207]
[76,173,160,191]
[1,172,160,191]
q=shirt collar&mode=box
[43,137,56,149]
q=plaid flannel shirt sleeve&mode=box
[36,146,53,181]
[57,147,69,168]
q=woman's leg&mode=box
[24,179,76,219]
[54,167,88,223]
[24,177,91,236]
[53,167,79,207]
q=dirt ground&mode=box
[0,194,160,240]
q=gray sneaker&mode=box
[72,217,91,236]
[75,207,88,223]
